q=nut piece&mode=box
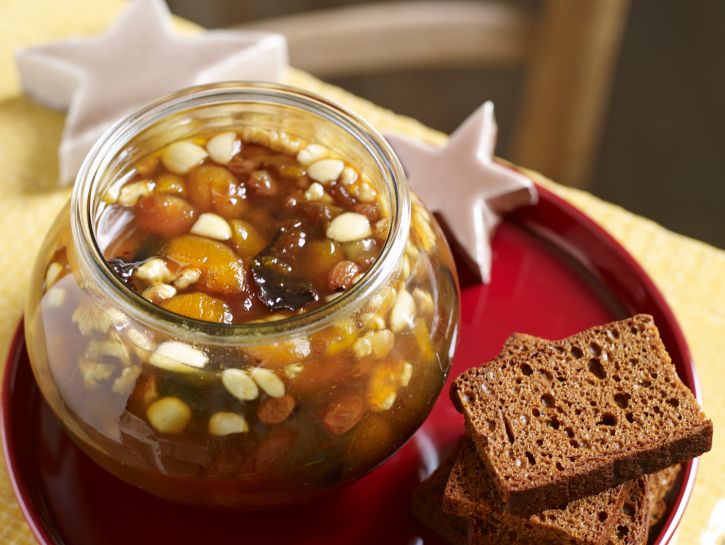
[142,283,177,303]
[79,360,114,389]
[400,362,413,387]
[45,262,64,288]
[85,338,131,366]
[304,182,325,201]
[257,395,295,425]
[149,341,208,372]
[283,363,304,379]
[190,212,232,241]
[389,288,416,333]
[221,368,259,401]
[134,258,174,284]
[112,366,142,395]
[161,140,208,174]
[307,159,345,183]
[353,335,373,359]
[206,131,240,164]
[351,182,376,203]
[147,397,191,434]
[296,143,328,165]
[339,166,358,186]
[118,180,153,207]
[326,212,372,242]
[249,368,285,398]
[209,412,249,436]
[370,329,395,358]
[412,288,434,318]
[173,267,202,289]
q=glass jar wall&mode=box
[25,83,459,508]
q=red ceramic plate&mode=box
[2,185,699,545]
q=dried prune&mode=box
[107,257,139,288]
[252,255,319,311]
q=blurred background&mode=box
[168,0,724,248]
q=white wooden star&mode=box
[386,101,538,283]
[15,0,287,185]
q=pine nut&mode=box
[249,368,285,398]
[307,159,345,183]
[147,397,191,434]
[209,412,249,436]
[206,131,240,164]
[190,213,232,241]
[149,341,208,372]
[221,368,259,401]
[161,140,208,174]
[326,212,372,242]
[304,182,325,201]
[296,144,328,165]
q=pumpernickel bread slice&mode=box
[451,315,712,515]
[606,476,650,545]
[444,439,626,545]
[464,477,650,545]
[647,465,681,527]
[410,444,467,545]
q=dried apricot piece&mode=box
[230,219,267,258]
[322,393,365,435]
[161,292,232,323]
[164,235,245,294]
[187,164,246,218]
[134,194,196,237]
[155,173,186,196]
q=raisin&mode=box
[352,202,381,223]
[328,182,357,207]
[257,395,296,425]
[323,394,365,435]
[327,260,361,292]
[107,257,139,288]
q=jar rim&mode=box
[71,82,411,344]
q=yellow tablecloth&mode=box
[0,2,723,544]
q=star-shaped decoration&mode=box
[15,0,287,185]
[386,101,538,283]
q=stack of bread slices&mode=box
[412,315,712,545]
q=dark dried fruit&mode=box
[352,202,381,223]
[327,260,361,292]
[328,182,357,207]
[247,169,278,196]
[252,257,319,311]
[107,257,139,288]
[323,394,365,435]
[257,395,296,425]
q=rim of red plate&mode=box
[1,183,700,545]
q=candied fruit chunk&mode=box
[164,235,245,294]
[257,395,296,425]
[187,164,246,219]
[161,292,232,323]
[134,194,196,237]
[322,393,365,435]
[230,219,266,258]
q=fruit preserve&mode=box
[25,83,459,508]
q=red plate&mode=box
[2,185,699,545]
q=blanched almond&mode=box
[249,368,285,398]
[221,368,259,401]
[326,212,372,242]
[161,141,208,174]
[206,132,240,164]
[209,412,248,436]
[307,159,345,183]
[190,213,232,241]
[390,288,416,333]
[296,144,328,165]
[147,397,191,434]
[149,341,208,372]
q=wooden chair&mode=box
[231,1,630,187]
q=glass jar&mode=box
[25,83,459,508]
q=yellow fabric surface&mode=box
[0,2,723,544]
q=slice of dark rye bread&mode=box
[647,465,681,527]
[465,477,650,545]
[450,315,712,516]
[410,445,468,545]
[444,439,627,545]
[606,476,650,545]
